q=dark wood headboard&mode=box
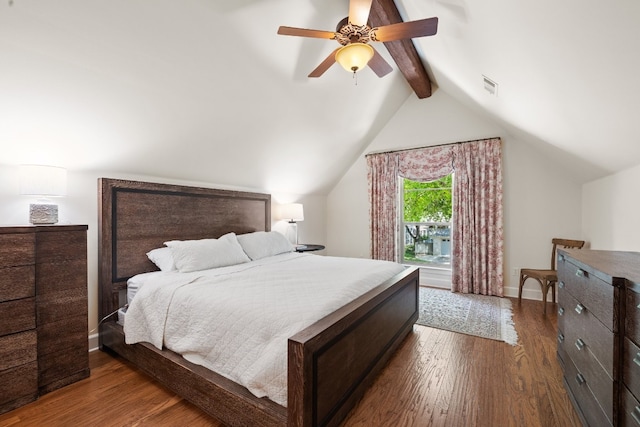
[97,178,271,321]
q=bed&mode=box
[98,178,419,427]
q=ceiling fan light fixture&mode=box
[335,43,374,73]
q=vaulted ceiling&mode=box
[1,0,639,195]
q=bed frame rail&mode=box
[101,323,287,427]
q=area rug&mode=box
[416,287,518,345]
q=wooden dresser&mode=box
[557,249,640,427]
[0,225,88,415]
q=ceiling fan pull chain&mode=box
[353,70,358,86]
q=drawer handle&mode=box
[575,338,585,351]
[557,333,564,343]
[632,406,640,425]
[634,353,640,368]
[575,268,585,277]
[575,303,585,314]
[558,281,565,289]
[575,373,585,386]
[558,307,564,316]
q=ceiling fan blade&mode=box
[373,17,438,42]
[277,26,336,40]
[348,0,373,26]
[368,48,393,77]
[308,48,340,78]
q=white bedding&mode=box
[123,252,406,406]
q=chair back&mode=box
[551,238,585,269]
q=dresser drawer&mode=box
[0,233,35,268]
[38,343,89,389]
[557,324,568,364]
[37,288,88,324]
[36,230,86,263]
[563,352,612,426]
[558,287,614,378]
[624,337,640,401]
[38,314,88,356]
[36,258,87,295]
[0,298,36,336]
[0,266,35,303]
[621,385,640,427]
[558,258,614,330]
[561,335,614,421]
[627,287,640,346]
[0,330,37,371]
[0,361,38,411]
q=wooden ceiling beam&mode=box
[368,0,433,99]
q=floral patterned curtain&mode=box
[398,144,456,181]
[367,152,399,261]
[367,138,503,296]
[451,138,504,295]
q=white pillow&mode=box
[237,231,294,261]
[146,247,176,271]
[165,233,250,273]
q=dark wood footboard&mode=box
[288,267,419,427]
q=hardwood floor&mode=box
[342,296,581,427]
[0,297,582,427]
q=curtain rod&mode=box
[364,136,501,157]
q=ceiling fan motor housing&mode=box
[335,17,375,45]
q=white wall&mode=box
[326,89,583,298]
[0,165,326,338]
[582,163,640,251]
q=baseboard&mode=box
[516,287,548,301]
[88,332,99,352]
[417,273,540,301]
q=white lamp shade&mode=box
[20,165,67,196]
[280,203,304,222]
[335,43,374,73]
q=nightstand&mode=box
[0,225,89,415]
[295,244,325,252]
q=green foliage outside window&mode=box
[403,174,453,222]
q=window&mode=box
[401,174,453,269]
[368,138,502,294]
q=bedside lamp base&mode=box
[30,203,59,224]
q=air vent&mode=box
[483,75,498,96]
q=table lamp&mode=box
[20,165,67,224]
[280,203,304,245]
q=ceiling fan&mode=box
[277,0,438,78]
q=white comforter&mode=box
[124,252,405,406]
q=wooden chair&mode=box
[518,238,585,314]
